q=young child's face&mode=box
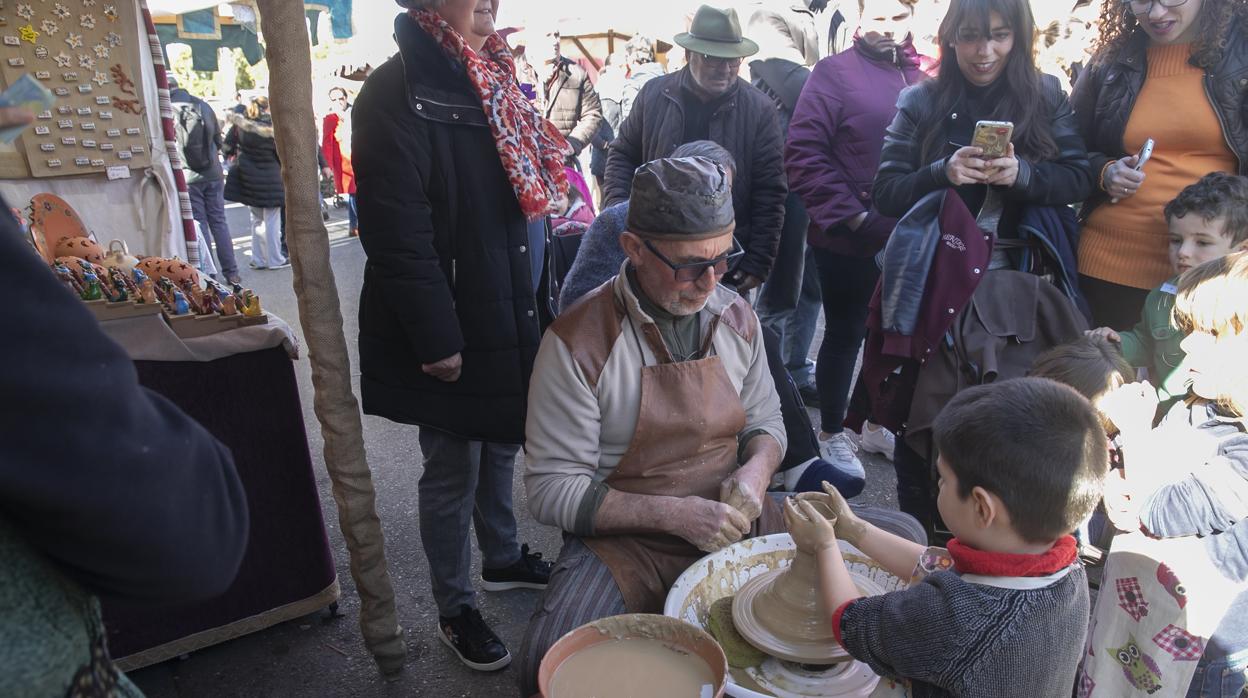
[1180,325,1247,403]
[1168,214,1243,275]
[935,456,977,540]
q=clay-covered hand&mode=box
[783,497,838,553]
[678,495,752,553]
[719,465,770,522]
[795,482,867,545]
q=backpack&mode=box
[173,100,214,173]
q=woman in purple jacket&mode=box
[785,0,928,473]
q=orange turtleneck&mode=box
[1080,42,1238,289]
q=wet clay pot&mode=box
[732,500,848,664]
[537,613,728,698]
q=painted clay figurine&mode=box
[241,289,262,318]
[80,271,103,300]
[171,290,190,315]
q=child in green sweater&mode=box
[1090,172,1248,409]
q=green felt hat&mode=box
[674,5,759,59]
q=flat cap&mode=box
[626,156,735,240]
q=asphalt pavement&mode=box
[127,202,899,697]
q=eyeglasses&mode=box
[695,52,743,67]
[644,238,743,282]
[1121,0,1189,14]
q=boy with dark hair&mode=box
[1090,171,1248,408]
[785,377,1109,697]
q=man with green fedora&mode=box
[604,4,787,298]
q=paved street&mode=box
[128,203,899,697]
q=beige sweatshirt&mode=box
[524,266,787,534]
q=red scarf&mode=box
[946,535,1077,577]
[411,10,570,220]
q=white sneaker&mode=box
[860,422,896,461]
[818,432,865,480]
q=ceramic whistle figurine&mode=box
[53,263,84,297]
[221,294,238,316]
[241,289,262,318]
[177,278,204,315]
[81,272,104,301]
[199,289,222,315]
[171,290,190,315]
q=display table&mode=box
[97,313,339,671]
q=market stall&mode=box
[0,0,355,670]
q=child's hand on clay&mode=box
[795,482,868,545]
[783,497,838,553]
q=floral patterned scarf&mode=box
[411,9,570,220]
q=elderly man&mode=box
[604,5,787,294]
[518,156,786,695]
[515,26,603,159]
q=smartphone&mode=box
[971,120,1014,159]
[1134,138,1155,171]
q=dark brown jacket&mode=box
[603,67,788,281]
[904,269,1088,457]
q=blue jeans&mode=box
[347,193,357,231]
[417,427,522,616]
[1187,647,1248,697]
[758,192,820,388]
[187,179,238,277]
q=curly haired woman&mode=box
[1072,0,1248,329]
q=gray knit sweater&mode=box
[839,564,1090,697]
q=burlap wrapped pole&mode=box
[252,0,406,674]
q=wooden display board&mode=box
[0,0,151,177]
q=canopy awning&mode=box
[149,0,353,71]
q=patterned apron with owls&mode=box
[1075,530,1239,696]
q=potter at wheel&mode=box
[732,501,875,664]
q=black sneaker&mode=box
[481,544,552,591]
[798,383,821,409]
[438,605,511,671]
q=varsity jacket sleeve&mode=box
[786,59,866,233]
[0,220,249,603]
[1000,76,1093,206]
[566,72,604,154]
[603,77,651,207]
[353,75,464,364]
[872,85,954,218]
[524,331,603,535]
[1138,422,1248,539]
[741,102,788,281]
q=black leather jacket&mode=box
[1071,24,1248,220]
[873,73,1093,229]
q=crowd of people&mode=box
[5,0,1248,695]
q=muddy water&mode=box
[550,637,716,698]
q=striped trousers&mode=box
[516,504,926,697]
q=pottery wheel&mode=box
[733,566,848,664]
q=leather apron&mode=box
[582,315,777,613]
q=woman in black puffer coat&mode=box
[223,97,285,269]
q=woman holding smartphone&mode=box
[870,0,1092,530]
[1072,0,1248,330]
[872,0,1092,242]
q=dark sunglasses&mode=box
[644,237,743,282]
[696,52,744,67]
